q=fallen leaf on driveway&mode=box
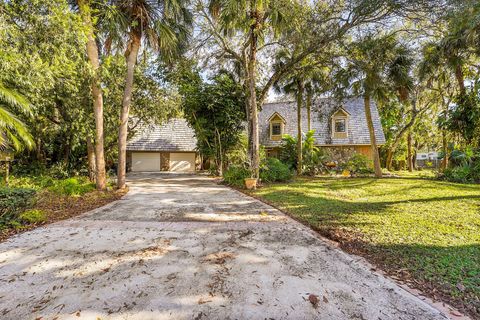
[198,297,212,304]
[308,294,319,308]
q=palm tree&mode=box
[273,47,329,175]
[76,0,107,190]
[341,34,408,178]
[0,82,34,151]
[207,0,292,179]
[106,0,192,189]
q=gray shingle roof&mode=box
[127,97,386,152]
[259,97,386,147]
[127,118,197,152]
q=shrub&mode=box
[438,148,480,183]
[0,188,36,227]
[279,130,326,175]
[260,158,293,183]
[279,134,297,170]
[49,177,95,196]
[223,166,251,187]
[19,209,46,224]
[345,153,374,175]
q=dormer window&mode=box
[335,119,346,133]
[331,107,350,139]
[268,112,286,141]
[271,122,282,136]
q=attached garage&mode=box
[169,152,196,172]
[131,152,161,172]
[127,119,198,173]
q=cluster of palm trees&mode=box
[3,0,478,185]
[76,0,191,190]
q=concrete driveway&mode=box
[0,173,450,320]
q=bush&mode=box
[223,166,251,187]
[438,148,480,183]
[441,165,480,183]
[0,188,36,228]
[19,209,46,224]
[49,177,95,196]
[260,158,293,183]
[279,130,326,175]
[345,153,374,175]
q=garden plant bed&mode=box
[0,186,127,243]
[250,175,480,319]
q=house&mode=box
[416,151,441,168]
[259,97,385,161]
[126,97,385,172]
[127,119,198,172]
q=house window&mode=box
[331,108,349,139]
[335,119,346,133]
[269,113,285,141]
[271,123,282,136]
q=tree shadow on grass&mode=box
[256,187,480,318]
[258,188,480,224]
[351,241,480,319]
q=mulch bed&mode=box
[0,188,127,243]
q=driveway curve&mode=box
[0,173,450,320]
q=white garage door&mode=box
[170,153,196,172]
[131,152,161,172]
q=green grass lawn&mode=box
[253,176,480,317]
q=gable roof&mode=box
[258,97,386,147]
[331,107,350,117]
[268,112,286,123]
[127,118,197,152]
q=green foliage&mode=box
[447,89,480,146]
[260,158,293,183]
[345,153,374,175]
[18,209,46,224]
[302,131,327,176]
[279,134,297,170]
[0,187,36,228]
[173,64,246,174]
[0,1,180,172]
[222,166,251,188]
[439,148,480,183]
[48,177,96,196]
[279,130,326,175]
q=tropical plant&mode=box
[273,48,331,175]
[279,130,325,175]
[336,34,412,177]
[0,82,34,151]
[106,0,192,189]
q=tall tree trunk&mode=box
[296,80,304,175]
[247,9,260,179]
[117,31,141,189]
[87,136,96,182]
[455,64,466,96]
[441,130,448,170]
[306,87,312,132]
[385,112,418,170]
[78,0,107,190]
[364,95,382,178]
[407,131,413,172]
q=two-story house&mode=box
[126,97,385,172]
